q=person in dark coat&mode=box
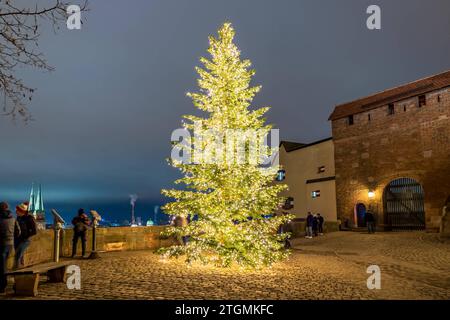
[14,202,37,269]
[317,213,324,235]
[312,214,319,237]
[305,212,313,239]
[366,210,375,234]
[71,208,90,258]
[0,202,20,294]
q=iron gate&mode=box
[383,178,425,231]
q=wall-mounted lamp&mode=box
[368,190,375,199]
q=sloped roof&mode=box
[329,70,450,121]
[280,141,305,152]
[280,137,332,152]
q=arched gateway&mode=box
[383,178,425,230]
[355,203,367,227]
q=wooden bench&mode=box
[7,260,73,296]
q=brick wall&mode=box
[332,87,450,231]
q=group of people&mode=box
[0,201,37,294]
[305,212,324,239]
[0,202,92,294]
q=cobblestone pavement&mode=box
[1,231,450,300]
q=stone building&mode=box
[276,138,337,222]
[329,70,450,231]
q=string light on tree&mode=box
[160,23,293,268]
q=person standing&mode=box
[173,215,189,245]
[14,202,37,269]
[366,210,376,234]
[0,202,20,294]
[317,213,324,235]
[312,214,319,237]
[305,212,313,239]
[71,209,90,258]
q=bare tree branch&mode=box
[0,0,88,122]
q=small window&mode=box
[276,169,286,181]
[311,190,321,198]
[437,95,441,103]
[318,166,325,173]
[403,105,407,112]
[368,114,371,121]
[418,95,426,107]
[283,197,294,210]
[388,103,395,115]
[348,115,354,125]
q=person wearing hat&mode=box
[71,208,90,258]
[14,202,37,269]
[0,202,21,294]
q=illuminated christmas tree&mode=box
[160,23,292,268]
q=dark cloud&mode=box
[1,0,449,203]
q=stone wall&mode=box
[7,229,55,268]
[60,225,173,256]
[7,226,174,268]
[332,87,450,231]
[6,222,341,268]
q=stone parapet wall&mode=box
[6,223,341,268]
[60,225,173,256]
[7,226,174,268]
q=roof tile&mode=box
[329,70,450,121]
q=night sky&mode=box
[1,0,449,221]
